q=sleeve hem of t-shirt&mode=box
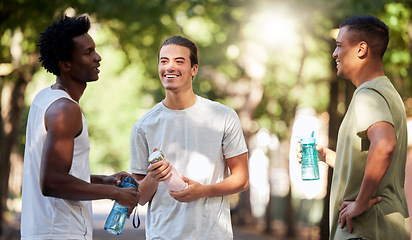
[130,169,148,175]
[356,120,394,139]
[225,149,248,159]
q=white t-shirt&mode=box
[21,86,93,240]
[130,96,248,240]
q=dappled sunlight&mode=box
[249,148,270,218]
[249,128,293,219]
[1,83,14,135]
[181,16,218,46]
[3,1,412,239]
[289,107,328,200]
[235,3,301,86]
[242,4,299,50]
[25,69,53,104]
[64,7,76,17]
[226,45,240,60]
[238,42,267,79]
[270,168,290,198]
[0,63,13,76]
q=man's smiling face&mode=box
[158,44,198,92]
[332,26,360,81]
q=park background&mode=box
[1,0,412,239]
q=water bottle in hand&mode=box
[148,150,188,191]
[300,132,320,180]
[104,177,138,235]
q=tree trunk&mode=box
[0,71,31,234]
[285,187,296,238]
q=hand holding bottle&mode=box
[299,131,320,180]
[148,150,187,191]
[104,177,139,235]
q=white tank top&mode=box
[21,86,93,240]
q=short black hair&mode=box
[37,15,91,75]
[340,15,389,58]
[159,36,198,67]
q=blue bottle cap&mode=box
[300,137,316,144]
[119,177,138,190]
[300,131,316,144]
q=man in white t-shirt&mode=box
[130,36,249,240]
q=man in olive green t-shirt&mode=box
[300,15,410,240]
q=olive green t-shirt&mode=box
[330,76,410,240]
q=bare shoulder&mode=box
[45,98,83,137]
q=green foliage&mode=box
[381,3,412,99]
[3,0,412,173]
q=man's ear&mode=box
[357,41,368,58]
[58,61,71,72]
[191,64,198,79]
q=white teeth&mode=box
[166,75,177,78]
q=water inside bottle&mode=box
[301,144,320,180]
[104,202,128,235]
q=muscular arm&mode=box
[356,121,395,204]
[339,121,395,232]
[170,152,249,202]
[204,152,249,196]
[40,99,138,208]
[91,172,132,185]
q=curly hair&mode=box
[37,15,90,75]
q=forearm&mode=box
[90,174,116,185]
[133,173,159,205]
[204,153,249,198]
[356,144,393,205]
[356,122,395,205]
[319,147,336,168]
[325,150,336,168]
[42,173,120,201]
[204,173,249,198]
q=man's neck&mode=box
[55,77,86,102]
[162,91,197,110]
[351,61,385,88]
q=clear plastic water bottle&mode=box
[104,177,138,235]
[148,150,188,191]
[300,132,320,180]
